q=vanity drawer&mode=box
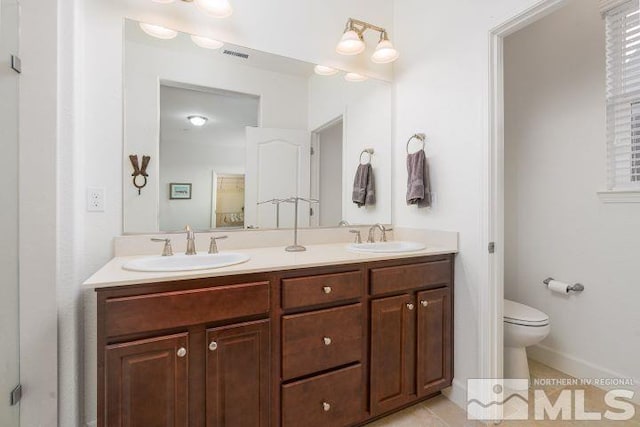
[281,270,362,310]
[105,281,269,337]
[282,303,362,380]
[282,364,364,427]
[370,260,451,296]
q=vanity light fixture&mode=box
[344,72,368,82]
[371,32,399,64]
[190,35,224,49]
[193,0,233,18]
[139,22,178,39]
[187,115,208,126]
[336,18,399,63]
[314,65,339,76]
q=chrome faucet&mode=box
[185,225,197,255]
[150,238,173,256]
[350,229,362,243]
[367,223,393,243]
[208,235,228,254]
[338,220,350,227]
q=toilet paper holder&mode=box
[543,277,584,292]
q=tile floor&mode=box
[371,360,640,426]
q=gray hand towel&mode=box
[352,163,376,208]
[406,150,432,207]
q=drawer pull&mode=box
[209,341,218,351]
[323,286,332,294]
[322,402,331,412]
[323,336,332,346]
[177,347,187,358]
[406,303,415,311]
[421,300,429,307]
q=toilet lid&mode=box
[504,299,549,326]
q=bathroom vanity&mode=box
[91,247,454,427]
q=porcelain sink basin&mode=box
[347,241,426,253]
[123,252,251,272]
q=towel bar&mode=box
[360,148,374,164]
[406,133,426,154]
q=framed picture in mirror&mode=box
[169,183,192,200]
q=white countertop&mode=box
[83,242,457,289]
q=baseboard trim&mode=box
[442,378,468,411]
[529,344,640,404]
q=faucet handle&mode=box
[209,235,228,254]
[151,238,173,256]
[349,229,362,244]
[381,227,393,242]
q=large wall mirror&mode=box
[123,19,392,233]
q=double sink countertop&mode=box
[83,241,458,289]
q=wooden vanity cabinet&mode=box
[105,332,190,427]
[96,254,454,427]
[369,261,454,417]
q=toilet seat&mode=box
[504,299,549,327]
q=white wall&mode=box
[160,127,247,230]
[124,39,309,232]
[79,1,394,425]
[505,0,640,388]
[392,0,541,405]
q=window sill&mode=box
[597,190,640,203]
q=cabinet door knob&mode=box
[406,303,415,310]
[322,402,331,412]
[323,286,332,294]
[323,336,332,346]
[177,347,187,358]
[209,341,218,351]
[421,300,429,307]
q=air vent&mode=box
[223,49,249,59]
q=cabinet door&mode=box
[206,320,270,427]
[105,333,189,427]
[370,294,415,415]
[416,288,452,397]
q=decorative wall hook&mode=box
[129,155,150,195]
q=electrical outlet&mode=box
[87,187,105,212]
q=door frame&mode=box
[310,115,343,227]
[484,0,568,385]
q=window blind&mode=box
[605,0,640,188]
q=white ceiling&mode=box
[160,84,259,144]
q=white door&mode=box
[0,0,20,424]
[245,127,311,229]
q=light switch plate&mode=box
[87,187,105,212]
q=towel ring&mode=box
[360,148,374,165]
[406,133,426,154]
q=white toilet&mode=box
[503,299,550,380]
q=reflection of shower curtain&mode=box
[211,172,245,228]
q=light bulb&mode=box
[194,0,233,18]
[188,115,208,127]
[336,30,365,55]
[344,72,368,82]
[139,23,178,40]
[191,35,224,49]
[371,39,399,64]
[314,65,339,76]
